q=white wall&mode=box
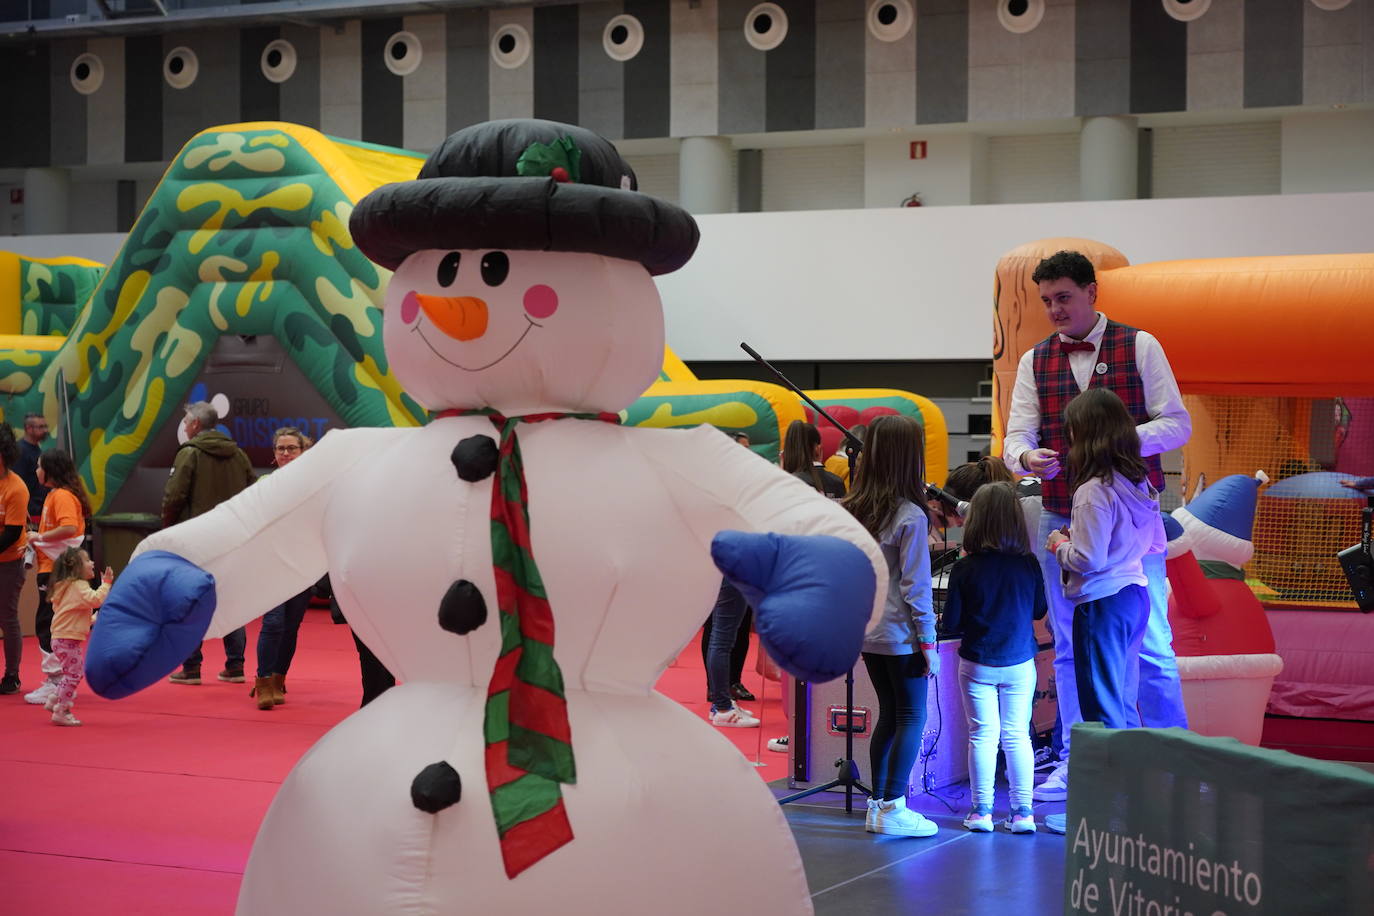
[1281,110,1374,194]
[656,190,1374,361]
[1152,122,1281,199]
[9,192,1374,368]
[864,132,982,208]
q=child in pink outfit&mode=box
[46,548,113,726]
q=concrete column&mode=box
[737,149,762,213]
[22,168,72,235]
[679,136,734,214]
[1079,116,1138,201]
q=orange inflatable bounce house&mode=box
[991,238,1374,610]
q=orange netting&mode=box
[1182,395,1373,609]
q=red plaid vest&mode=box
[1031,319,1164,515]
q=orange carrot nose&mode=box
[415,293,489,341]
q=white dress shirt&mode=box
[1003,312,1191,473]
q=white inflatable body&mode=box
[134,246,885,914]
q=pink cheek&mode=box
[400,291,420,325]
[523,284,559,320]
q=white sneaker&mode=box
[1033,761,1069,802]
[24,681,57,705]
[865,797,879,833]
[962,807,993,833]
[709,706,760,728]
[767,736,789,753]
[1005,806,1037,834]
[51,707,82,727]
[871,796,937,838]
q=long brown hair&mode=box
[38,449,92,520]
[842,414,928,539]
[961,481,1030,555]
[781,420,824,492]
[1063,388,1148,490]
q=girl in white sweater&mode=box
[1046,389,1165,731]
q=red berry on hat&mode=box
[551,167,570,183]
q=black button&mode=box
[438,580,487,635]
[411,761,462,813]
[451,435,498,482]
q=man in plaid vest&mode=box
[1003,250,1191,805]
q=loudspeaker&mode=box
[1338,543,1374,612]
[787,637,1057,793]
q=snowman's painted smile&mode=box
[413,316,542,371]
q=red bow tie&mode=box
[1060,340,1095,354]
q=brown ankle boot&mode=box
[251,677,276,710]
[271,673,287,705]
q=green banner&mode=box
[1065,723,1374,915]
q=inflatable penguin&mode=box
[85,120,886,915]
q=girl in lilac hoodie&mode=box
[1046,389,1165,731]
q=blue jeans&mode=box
[256,588,312,678]
[1073,585,1150,730]
[706,579,749,713]
[1034,509,1187,758]
[185,627,247,671]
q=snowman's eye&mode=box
[480,252,509,287]
[436,252,461,287]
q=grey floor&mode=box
[783,759,1374,914]
[778,780,1069,915]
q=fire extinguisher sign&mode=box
[909,141,927,160]
[9,188,22,205]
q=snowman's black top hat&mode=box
[350,119,699,276]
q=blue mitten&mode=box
[711,531,875,683]
[86,550,218,699]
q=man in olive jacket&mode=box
[163,401,255,685]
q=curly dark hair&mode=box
[1031,250,1096,288]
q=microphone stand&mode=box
[739,342,871,814]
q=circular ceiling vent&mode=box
[385,31,422,76]
[164,46,199,90]
[491,23,531,70]
[1309,0,1352,10]
[603,14,645,61]
[260,39,297,84]
[867,1,913,42]
[70,52,104,95]
[1163,0,1211,22]
[744,3,788,52]
[998,0,1046,33]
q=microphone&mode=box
[925,483,971,518]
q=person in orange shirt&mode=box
[24,450,90,707]
[0,425,30,695]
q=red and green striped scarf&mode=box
[451,408,619,878]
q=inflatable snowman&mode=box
[86,120,886,915]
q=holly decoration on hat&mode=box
[516,136,582,184]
